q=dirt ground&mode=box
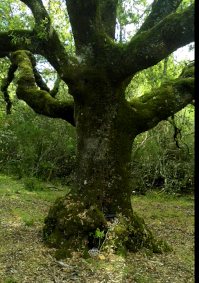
[0,176,194,282]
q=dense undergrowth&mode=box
[0,103,195,196]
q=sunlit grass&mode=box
[131,189,194,206]
[0,173,69,201]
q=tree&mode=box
[0,0,194,258]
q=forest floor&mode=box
[0,174,194,283]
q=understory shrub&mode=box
[131,112,194,194]
[0,106,77,184]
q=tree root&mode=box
[43,195,172,259]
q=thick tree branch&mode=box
[100,0,118,39]
[65,0,107,55]
[112,4,194,81]
[1,0,77,85]
[20,0,50,25]
[0,30,36,57]
[20,0,68,63]
[10,50,75,126]
[0,29,76,86]
[137,0,182,35]
[1,61,17,114]
[128,62,194,134]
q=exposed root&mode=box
[43,195,171,259]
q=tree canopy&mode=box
[0,0,194,127]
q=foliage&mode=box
[0,0,195,258]
[0,49,194,194]
[0,0,34,32]
[0,102,77,183]
[89,227,105,240]
[89,228,105,249]
[22,176,46,191]
[131,105,194,194]
[116,0,151,42]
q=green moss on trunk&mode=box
[43,196,171,259]
[43,79,172,259]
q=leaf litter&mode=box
[0,183,194,283]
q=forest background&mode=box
[0,1,195,281]
[0,0,194,195]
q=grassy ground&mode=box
[0,174,194,283]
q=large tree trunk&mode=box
[0,0,194,261]
[74,85,133,214]
[8,51,192,259]
[43,83,170,259]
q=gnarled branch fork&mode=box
[8,50,75,125]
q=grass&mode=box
[0,174,195,283]
[132,189,194,203]
[0,173,69,229]
[131,190,194,221]
[4,278,17,283]
[0,174,70,199]
[22,217,35,226]
[131,189,195,271]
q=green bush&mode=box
[131,108,194,194]
[0,105,76,183]
[22,177,45,191]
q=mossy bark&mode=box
[43,81,171,259]
[5,50,193,259]
[43,194,171,259]
[1,1,194,260]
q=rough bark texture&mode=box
[10,50,75,125]
[137,0,183,34]
[100,0,118,39]
[0,0,194,258]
